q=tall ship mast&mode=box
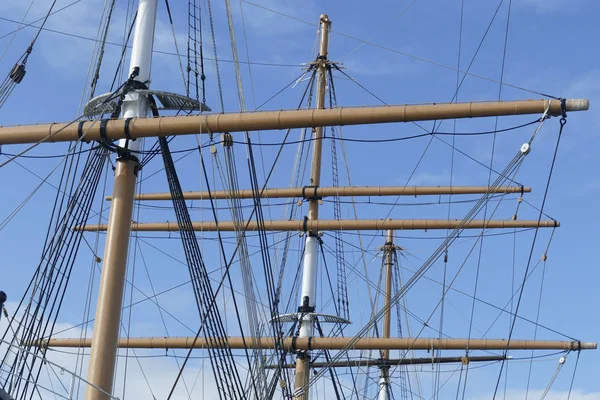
[0,1,597,399]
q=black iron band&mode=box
[99,119,109,141]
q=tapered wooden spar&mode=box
[76,219,559,232]
[264,355,510,369]
[0,99,589,145]
[37,337,596,351]
[84,1,157,399]
[295,14,331,400]
[120,185,531,201]
[380,230,394,400]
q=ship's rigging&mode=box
[0,1,597,400]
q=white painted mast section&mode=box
[378,378,390,400]
[118,0,157,152]
[299,237,318,337]
[84,1,157,399]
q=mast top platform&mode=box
[83,90,211,117]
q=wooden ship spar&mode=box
[0,1,596,400]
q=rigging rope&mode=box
[327,67,350,322]
[459,2,513,397]
[186,0,206,101]
[160,136,248,400]
[215,143,268,398]
[220,1,275,394]
[88,0,117,100]
[205,0,225,111]
[163,0,186,92]
[0,0,59,110]
[491,110,569,399]
[303,123,538,393]
[0,146,109,400]
[392,251,409,400]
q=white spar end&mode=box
[565,99,590,111]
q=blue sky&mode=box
[0,0,599,399]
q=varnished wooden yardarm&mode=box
[75,219,560,232]
[264,355,509,369]
[0,99,588,145]
[36,337,596,351]
[118,185,531,201]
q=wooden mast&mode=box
[294,14,331,400]
[84,1,157,399]
[379,230,395,400]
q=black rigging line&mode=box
[48,234,296,341]
[0,147,108,400]
[186,0,206,102]
[219,130,269,394]
[392,252,409,400]
[305,144,531,392]
[110,11,138,92]
[241,0,560,100]
[314,320,345,400]
[317,242,359,398]
[5,142,87,394]
[89,0,117,99]
[492,116,568,399]
[0,0,81,40]
[245,135,294,398]
[325,68,358,398]
[332,65,388,105]
[566,350,581,400]
[328,67,350,322]
[0,16,302,68]
[460,2,513,397]
[205,0,225,112]
[222,49,316,400]
[170,74,318,399]
[134,69,310,171]
[161,136,248,400]
[253,70,315,111]
[0,0,59,110]
[440,0,464,391]
[162,0,186,92]
[451,0,506,106]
